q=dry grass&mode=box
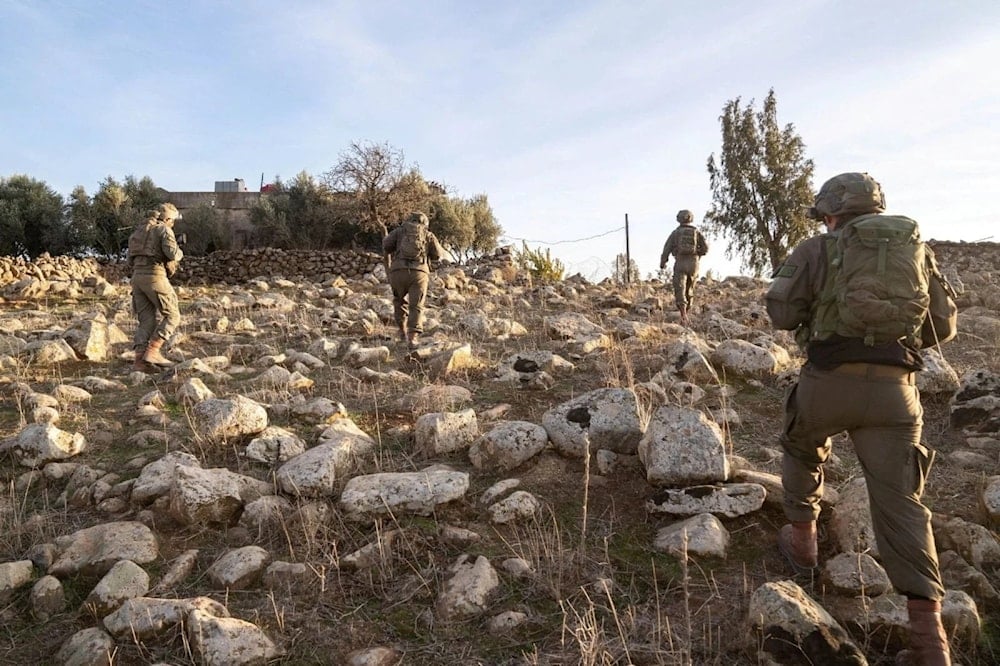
[0,273,998,665]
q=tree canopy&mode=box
[323,141,430,239]
[704,89,819,277]
[0,175,66,258]
[2,141,504,262]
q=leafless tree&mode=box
[323,140,430,238]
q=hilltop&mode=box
[0,242,998,665]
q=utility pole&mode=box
[625,213,631,285]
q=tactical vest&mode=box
[676,226,699,256]
[128,220,164,259]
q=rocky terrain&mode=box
[0,242,998,666]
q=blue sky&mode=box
[2,1,998,279]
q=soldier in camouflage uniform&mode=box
[765,173,950,666]
[128,203,183,371]
[382,211,445,349]
[659,209,708,325]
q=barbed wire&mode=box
[500,225,626,246]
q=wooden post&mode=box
[625,213,631,285]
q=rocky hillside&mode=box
[0,244,998,665]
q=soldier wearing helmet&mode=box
[765,172,951,665]
[127,202,184,371]
[382,211,445,349]
[658,209,708,325]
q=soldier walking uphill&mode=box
[382,211,445,349]
[659,209,708,325]
[766,172,956,666]
[128,203,184,372]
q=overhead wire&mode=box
[500,225,626,246]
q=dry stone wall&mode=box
[0,249,384,289]
[172,248,384,284]
[0,254,109,286]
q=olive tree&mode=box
[428,195,472,262]
[705,89,818,277]
[468,194,503,260]
[86,175,164,257]
[0,175,67,258]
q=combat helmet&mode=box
[807,172,885,220]
[407,211,429,225]
[154,203,182,223]
[676,209,694,224]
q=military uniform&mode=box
[659,210,708,319]
[128,205,183,368]
[382,212,445,347]
[767,232,941,601]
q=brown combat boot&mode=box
[777,521,818,574]
[133,348,153,372]
[143,339,173,367]
[678,306,689,326]
[407,331,420,350]
[896,599,951,666]
[397,324,407,342]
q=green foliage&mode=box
[173,204,229,255]
[85,175,165,257]
[612,252,639,285]
[0,174,67,258]
[428,195,472,260]
[427,192,503,262]
[705,89,819,277]
[248,193,293,249]
[251,172,371,250]
[469,194,503,259]
[515,241,565,283]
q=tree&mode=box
[283,171,343,249]
[249,193,293,249]
[173,204,228,255]
[704,89,818,277]
[468,194,503,260]
[0,175,66,258]
[612,253,639,285]
[323,141,431,238]
[66,186,98,252]
[86,175,165,257]
[428,195,472,261]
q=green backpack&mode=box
[397,219,428,262]
[811,214,931,347]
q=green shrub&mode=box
[515,241,565,283]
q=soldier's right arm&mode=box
[765,236,825,330]
[158,226,183,263]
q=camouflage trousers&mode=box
[131,269,181,349]
[781,362,944,601]
[671,255,700,310]
[389,268,429,334]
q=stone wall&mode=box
[174,248,384,284]
[0,254,109,287]
[1,241,996,293]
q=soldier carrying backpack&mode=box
[766,172,958,666]
[382,211,446,349]
[659,209,709,325]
